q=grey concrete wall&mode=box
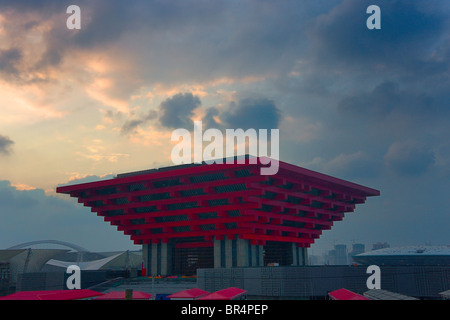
[16,272,65,291]
[197,265,450,299]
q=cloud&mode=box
[0,48,22,77]
[119,93,282,140]
[335,80,450,148]
[0,0,62,12]
[307,0,448,74]
[0,134,14,155]
[296,1,450,183]
[288,0,450,118]
[0,180,135,251]
[338,81,441,119]
[201,106,221,129]
[304,151,380,180]
[121,110,157,134]
[222,98,281,130]
[0,0,311,87]
[59,173,115,187]
[384,141,436,177]
[159,92,202,129]
[338,81,402,119]
[203,98,281,131]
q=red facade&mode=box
[56,158,379,250]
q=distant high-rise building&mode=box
[327,249,336,265]
[308,254,323,265]
[348,243,365,264]
[334,244,348,265]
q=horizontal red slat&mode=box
[101,202,260,223]
[117,215,258,232]
[80,175,269,203]
[130,228,252,242]
[89,189,263,212]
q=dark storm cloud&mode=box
[0,48,22,76]
[338,81,442,123]
[36,0,140,71]
[384,141,436,177]
[307,0,447,73]
[0,1,76,81]
[222,98,281,130]
[202,107,221,130]
[0,1,223,53]
[285,0,450,183]
[273,0,449,165]
[0,0,63,13]
[0,0,144,74]
[0,180,132,251]
[71,1,143,48]
[309,152,381,181]
[0,135,14,155]
[3,0,313,81]
[121,110,158,134]
[121,119,146,134]
[202,98,281,132]
[282,0,450,107]
[159,93,201,129]
[155,93,281,132]
[0,0,334,92]
[2,0,448,86]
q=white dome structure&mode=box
[353,245,450,266]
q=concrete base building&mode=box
[197,265,450,300]
[57,157,379,276]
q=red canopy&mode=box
[0,290,103,300]
[93,290,152,300]
[167,288,209,300]
[198,287,247,300]
[328,289,370,300]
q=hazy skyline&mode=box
[0,0,449,254]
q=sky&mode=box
[0,0,449,254]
